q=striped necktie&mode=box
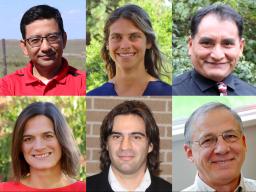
[217,82,227,96]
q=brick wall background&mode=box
[86,96,172,183]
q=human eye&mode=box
[130,33,141,41]
[111,134,122,140]
[199,38,214,48]
[110,34,121,41]
[27,37,41,45]
[222,39,235,48]
[224,131,240,142]
[44,133,54,140]
[132,134,143,140]
[23,136,33,143]
[47,34,60,42]
[200,136,216,147]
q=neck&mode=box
[32,63,62,83]
[21,165,73,189]
[112,68,156,96]
[111,166,147,191]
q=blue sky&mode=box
[0,0,85,39]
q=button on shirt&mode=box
[0,58,85,96]
[108,166,151,192]
[182,173,256,192]
[173,70,256,95]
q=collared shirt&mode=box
[182,173,256,192]
[173,70,256,95]
[108,166,151,192]
[0,58,85,96]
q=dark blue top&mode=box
[173,70,256,95]
[87,80,172,96]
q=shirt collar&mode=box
[192,70,235,92]
[22,58,69,85]
[194,172,245,192]
[108,166,151,192]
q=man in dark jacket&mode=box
[87,100,172,192]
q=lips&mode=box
[205,61,227,65]
[210,157,235,164]
[116,52,136,58]
[32,152,52,160]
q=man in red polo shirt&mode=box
[0,5,85,96]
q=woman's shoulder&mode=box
[0,180,86,192]
[144,80,172,96]
[0,181,26,191]
[87,82,117,96]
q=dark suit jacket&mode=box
[87,168,172,192]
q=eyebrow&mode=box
[198,37,214,43]
[23,131,54,137]
[110,131,146,137]
[221,38,235,44]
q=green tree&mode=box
[173,0,256,85]
[0,97,86,181]
[86,0,172,91]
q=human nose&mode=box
[120,37,131,50]
[214,136,230,154]
[120,136,132,150]
[210,45,225,60]
[33,138,46,150]
[40,38,52,51]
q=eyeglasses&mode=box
[25,32,62,47]
[191,130,242,148]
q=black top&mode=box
[87,80,172,96]
[173,70,256,95]
[87,168,172,192]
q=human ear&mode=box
[20,40,29,56]
[62,32,67,49]
[148,143,153,153]
[239,38,245,57]
[188,36,193,57]
[184,144,194,163]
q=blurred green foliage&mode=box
[86,0,172,91]
[173,0,256,85]
[0,96,86,181]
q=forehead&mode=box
[192,108,240,137]
[23,115,54,135]
[112,114,146,134]
[195,14,239,39]
[25,18,59,36]
[109,18,143,35]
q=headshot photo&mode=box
[86,97,172,191]
[0,97,86,191]
[172,96,256,191]
[0,1,86,96]
[172,1,256,95]
[86,0,172,96]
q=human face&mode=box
[107,114,153,176]
[20,18,67,70]
[184,108,246,187]
[22,115,62,171]
[188,14,244,82]
[107,18,151,73]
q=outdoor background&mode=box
[0,96,86,182]
[86,96,172,183]
[86,0,172,92]
[172,96,256,190]
[173,0,256,85]
[0,0,86,77]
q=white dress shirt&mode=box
[108,166,151,192]
[182,173,256,192]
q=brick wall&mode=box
[86,96,172,183]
